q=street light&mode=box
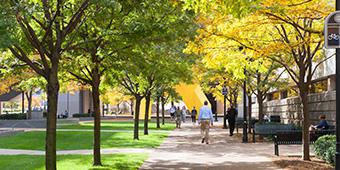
[336,0,340,168]
[242,69,248,143]
[239,46,248,143]
[222,85,228,129]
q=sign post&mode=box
[325,9,340,169]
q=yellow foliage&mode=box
[185,0,333,82]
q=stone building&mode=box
[251,49,336,125]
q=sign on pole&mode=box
[325,9,340,169]
[221,86,228,96]
[325,11,340,48]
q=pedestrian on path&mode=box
[175,106,182,128]
[181,106,187,123]
[227,104,237,136]
[170,104,176,121]
[191,106,197,124]
[198,101,214,144]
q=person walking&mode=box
[181,106,187,123]
[191,106,197,124]
[227,104,237,136]
[175,106,182,128]
[198,101,214,144]
[170,105,176,121]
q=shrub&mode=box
[0,113,27,120]
[72,113,93,118]
[313,135,336,165]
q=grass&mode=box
[58,121,176,131]
[0,154,148,170]
[0,131,169,150]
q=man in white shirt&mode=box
[198,101,214,144]
[170,105,176,120]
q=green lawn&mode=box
[0,154,147,170]
[0,131,169,150]
[58,121,175,131]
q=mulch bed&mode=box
[273,156,334,170]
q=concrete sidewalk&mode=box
[140,122,303,170]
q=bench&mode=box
[274,129,335,156]
[252,123,295,143]
[235,118,257,133]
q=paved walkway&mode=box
[140,122,304,170]
[0,121,309,170]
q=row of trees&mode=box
[185,0,333,161]
[0,0,196,169]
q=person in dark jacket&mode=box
[191,107,197,124]
[310,114,329,130]
[227,104,237,136]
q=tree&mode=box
[0,1,91,169]
[16,77,46,119]
[109,0,196,138]
[185,0,333,161]
[255,1,332,160]
[62,0,135,165]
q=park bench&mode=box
[235,117,257,133]
[273,129,335,156]
[252,123,295,143]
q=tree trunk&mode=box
[102,104,105,117]
[256,73,264,123]
[257,93,264,123]
[205,93,217,121]
[247,94,252,133]
[25,91,33,119]
[21,92,25,115]
[300,87,310,161]
[134,95,142,140]
[156,96,160,128]
[130,99,134,115]
[45,67,59,170]
[233,91,238,107]
[144,93,151,135]
[92,69,102,166]
[106,104,109,115]
[257,93,264,140]
[161,96,165,125]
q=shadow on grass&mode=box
[0,154,147,170]
[0,131,169,150]
[58,121,176,131]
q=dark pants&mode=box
[191,116,196,123]
[228,119,235,135]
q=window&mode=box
[311,80,327,93]
[267,91,280,101]
[288,88,298,97]
[281,90,288,99]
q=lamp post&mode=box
[239,46,248,143]
[336,0,340,168]
[222,85,228,129]
[242,69,248,143]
